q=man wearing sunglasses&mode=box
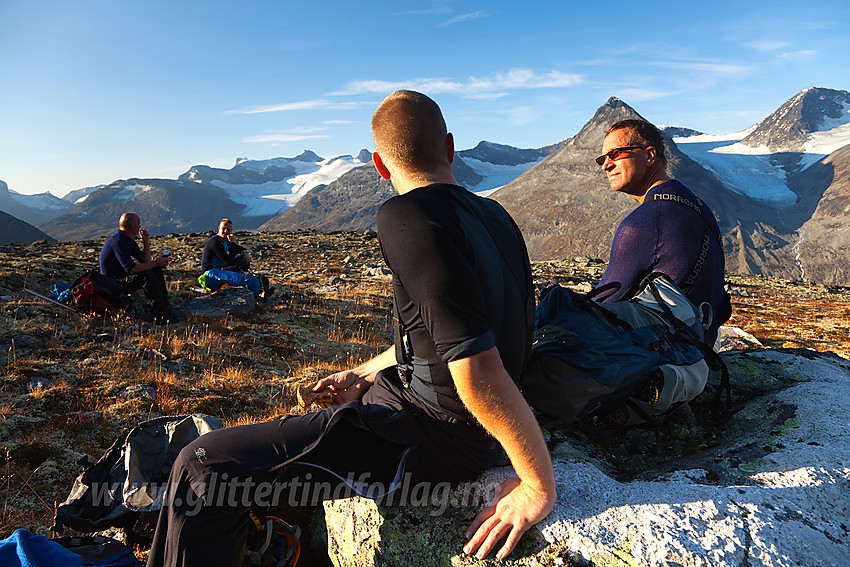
[594,119,726,345]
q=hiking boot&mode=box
[258,287,275,303]
[244,513,300,567]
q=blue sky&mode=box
[2,0,848,196]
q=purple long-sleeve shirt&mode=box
[597,179,725,340]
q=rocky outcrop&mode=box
[316,349,850,566]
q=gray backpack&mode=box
[52,414,221,536]
[519,273,729,426]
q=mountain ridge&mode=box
[4,86,849,284]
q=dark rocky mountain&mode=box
[661,126,705,138]
[790,144,850,283]
[451,156,483,188]
[740,87,850,155]
[0,210,56,245]
[40,178,252,241]
[260,165,394,232]
[457,141,549,166]
[179,162,296,185]
[491,97,796,278]
[0,180,71,225]
[180,150,327,186]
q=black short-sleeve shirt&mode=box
[377,184,532,419]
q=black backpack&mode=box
[52,415,222,539]
[519,273,730,426]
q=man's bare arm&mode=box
[449,347,556,560]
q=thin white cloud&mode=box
[287,125,331,134]
[321,119,353,124]
[228,99,363,115]
[661,61,751,78]
[243,134,330,143]
[743,40,789,51]
[776,50,817,60]
[396,5,453,16]
[438,10,489,27]
[331,68,582,99]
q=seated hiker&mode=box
[146,90,555,567]
[201,218,252,272]
[99,212,177,323]
[200,218,272,300]
[595,119,727,345]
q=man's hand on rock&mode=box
[463,477,556,560]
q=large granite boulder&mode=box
[314,349,850,566]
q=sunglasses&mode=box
[595,146,644,166]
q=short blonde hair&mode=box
[371,90,448,175]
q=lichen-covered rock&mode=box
[180,286,256,317]
[317,350,850,566]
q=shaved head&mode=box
[371,90,449,176]
[119,212,140,232]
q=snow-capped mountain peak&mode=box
[737,87,850,155]
[672,88,850,205]
[192,153,367,217]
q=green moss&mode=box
[738,457,773,473]
[786,369,810,382]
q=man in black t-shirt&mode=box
[199,218,271,299]
[201,218,252,272]
[146,91,553,566]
